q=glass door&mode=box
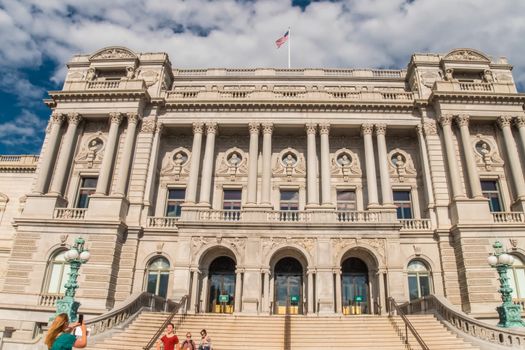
[341,257,370,315]
[207,256,236,313]
[274,257,303,315]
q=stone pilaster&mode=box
[260,123,273,206]
[199,122,218,205]
[361,124,379,208]
[185,122,204,204]
[246,123,260,205]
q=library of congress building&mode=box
[1,46,525,343]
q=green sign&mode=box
[290,295,300,303]
[354,296,364,302]
[219,294,229,303]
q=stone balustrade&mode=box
[0,155,38,172]
[399,218,432,231]
[337,210,385,223]
[63,79,147,92]
[147,216,179,228]
[433,80,516,93]
[267,210,311,222]
[173,68,407,78]
[38,293,62,307]
[492,211,525,223]
[53,208,87,220]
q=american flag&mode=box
[275,30,289,48]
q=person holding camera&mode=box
[45,313,87,350]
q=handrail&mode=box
[387,297,430,350]
[86,292,166,336]
[143,295,189,350]
[400,294,525,348]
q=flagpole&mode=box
[288,26,291,69]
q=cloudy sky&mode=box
[0,0,524,154]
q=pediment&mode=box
[89,46,137,61]
[444,49,490,62]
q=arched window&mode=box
[44,251,71,295]
[508,255,525,303]
[145,257,170,298]
[407,260,432,301]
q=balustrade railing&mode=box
[388,297,429,350]
[39,293,62,307]
[458,82,493,91]
[173,68,406,78]
[199,210,242,222]
[143,295,189,350]
[399,219,432,231]
[87,80,121,89]
[336,210,382,223]
[400,294,525,349]
[493,212,525,223]
[147,216,179,228]
[267,210,311,222]
[86,292,169,336]
[54,208,87,220]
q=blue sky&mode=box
[1,0,524,155]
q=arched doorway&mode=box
[274,257,303,315]
[341,257,369,315]
[208,256,236,313]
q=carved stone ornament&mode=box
[413,245,422,256]
[139,70,159,87]
[319,123,330,135]
[160,147,191,180]
[361,123,373,135]
[331,237,386,265]
[126,66,136,79]
[273,148,306,180]
[510,238,518,250]
[191,236,246,262]
[497,115,513,129]
[388,148,417,181]
[75,132,106,168]
[89,46,137,61]
[472,136,504,171]
[156,242,164,254]
[420,71,440,88]
[248,122,260,134]
[455,114,470,128]
[515,116,525,129]
[422,120,437,136]
[262,123,273,135]
[216,147,248,180]
[331,148,361,181]
[193,122,204,134]
[60,234,69,246]
[438,114,454,127]
[375,124,386,136]
[140,117,156,133]
[67,71,84,82]
[51,112,66,125]
[262,237,316,257]
[444,49,490,62]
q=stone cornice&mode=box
[48,90,150,103]
[429,91,525,105]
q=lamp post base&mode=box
[53,297,80,323]
[497,304,525,328]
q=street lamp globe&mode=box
[65,248,79,262]
[499,253,513,266]
[487,255,498,267]
[80,250,91,262]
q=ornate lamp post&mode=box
[487,240,525,328]
[52,237,91,322]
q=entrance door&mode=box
[341,257,370,315]
[208,257,236,313]
[274,257,303,315]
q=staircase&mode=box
[85,312,480,350]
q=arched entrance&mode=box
[208,256,236,313]
[341,257,370,315]
[274,257,303,315]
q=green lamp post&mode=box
[487,240,525,328]
[52,237,91,322]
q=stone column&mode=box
[144,122,163,209]
[199,270,209,313]
[307,270,314,314]
[261,123,273,206]
[362,124,379,208]
[34,113,65,194]
[95,112,123,195]
[334,269,342,314]
[306,123,319,206]
[319,123,332,206]
[190,268,200,312]
[247,123,260,205]
[378,271,385,315]
[375,124,393,206]
[186,122,204,203]
[49,113,82,196]
[456,115,483,198]
[263,269,270,313]
[515,116,525,162]
[234,269,243,312]
[438,114,465,199]
[113,113,139,196]
[498,116,525,200]
[269,275,275,313]
[199,123,218,205]
[416,124,436,210]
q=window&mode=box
[337,190,357,211]
[393,190,412,219]
[481,180,503,212]
[76,177,97,208]
[146,257,170,298]
[407,260,432,301]
[280,190,299,211]
[223,189,242,210]
[508,255,525,303]
[44,251,71,295]
[166,188,185,217]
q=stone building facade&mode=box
[1,46,525,342]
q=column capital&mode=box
[248,122,260,134]
[438,114,454,127]
[262,122,273,134]
[514,116,525,129]
[497,115,513,129]
[126,112,139,124]
[67,112,82,125]
[319,123,330,135]
[108,112,124,125]
[140,117,156,133]
[456,114,470,127]
[51,112,66,125]
[361,123,373,135]
[305,123,317,135]
[422,120,437,135]
[192,122,204,134]
[205,122,218,135]
[375,124,386,136]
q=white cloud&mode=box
[0,109,46,148]
[0,0,524,87]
